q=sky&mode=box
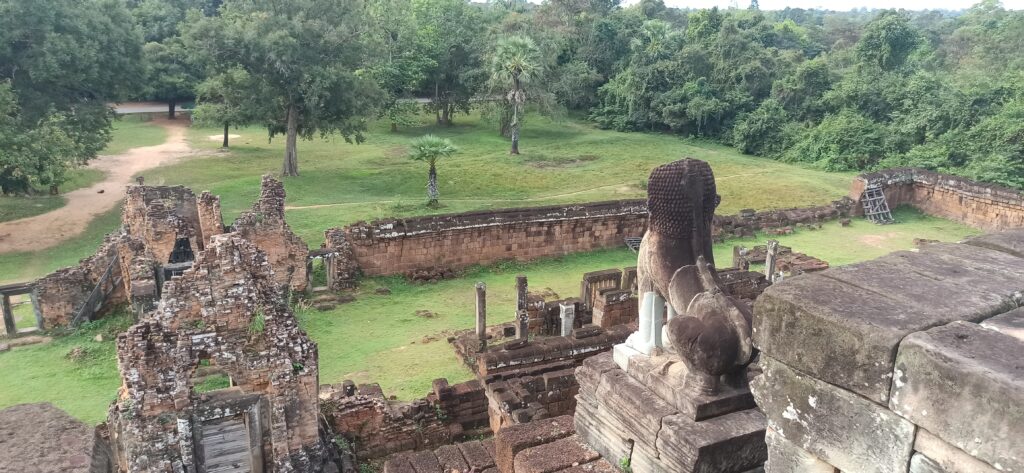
[623,0,1024,10]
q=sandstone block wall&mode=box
[33,234,127,329]
[851,168,1024,232]
[322,378,488,461]
[340,201,649,277]
[751,229,1024,473]
[334,199,852,277]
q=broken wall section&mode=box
[233,175,309,292]
[33,234,127,329]
[107,234,326,473]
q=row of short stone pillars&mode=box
[473,274,578,352]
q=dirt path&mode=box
[0,118,197,254]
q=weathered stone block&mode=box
[891,321,1024,473]
[513,435,600,473]
[913,429,1000,473]
[656,408,766,473]
[751,356,915,473]
[763,429,835,473]
[909,453,948,473]
[965,228,1024,258]
[753,243,1022,403]
[980,307,1024,342]
[493,415,575,473]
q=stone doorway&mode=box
[0,283,42,336]
[306,249,335,293]
[194,391,267,473]
[199,415,253,473]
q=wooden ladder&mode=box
[861,184,894,224]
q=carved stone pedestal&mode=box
[575,352,766,473]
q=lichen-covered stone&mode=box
[891,321,1024,473]
[751,356,915,473]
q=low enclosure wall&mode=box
[330,199,851,277]
[852,168,1024,232]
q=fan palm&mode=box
[408,135,458,205]
[490,36,541,154]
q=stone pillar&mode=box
[516,309,529,340]
[559,302,576,337]
[515,275,528,312]
[1,295,15,336]
[475,282,487,351]
[765,240,780,283]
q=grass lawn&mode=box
[0,313,131,424]
[143,112,854,244]
[0,115,166,223]
[103,115,168,155]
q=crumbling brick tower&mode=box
[106,234,326,473]
[233,175,310,292]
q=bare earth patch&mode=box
[858,232,902,248]
[207,133,241,141]
[0,118,201,253]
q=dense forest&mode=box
[2,0,1023,191]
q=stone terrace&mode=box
[752,228,1024,473]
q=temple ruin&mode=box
[107,234,329,473]
[2,164,1022,473]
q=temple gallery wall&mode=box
[0,163,1021,473]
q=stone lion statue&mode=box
[629,158,753,394]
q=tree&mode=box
[414,0,486,126]
[143,40,199,119]
[192,67,254,148]
[368,0,436,132]
[856,11,920,71]
[408,135,457,205]
[490,36,542,154]
[0,0,143,193]
[184,0,380,177]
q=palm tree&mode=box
[408,135,458,205]
[490,36,541,155]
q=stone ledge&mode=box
[753,238,1024,404]
[891,321,1024,473]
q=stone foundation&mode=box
[574,353,767,473]
[851,168,1024,232]
[751,229,1024,473]
[321,378,489,461]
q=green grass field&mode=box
[0,115,166,224]
[0,207,979,422]
[145,113,854,244]
[102,115,168,155]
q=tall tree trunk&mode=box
[427,162,439,205]
[434,82,442,125]
[222,122,230,148]
[510,77,522,155]
[282,104,299,176]
[168,100,176,120]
